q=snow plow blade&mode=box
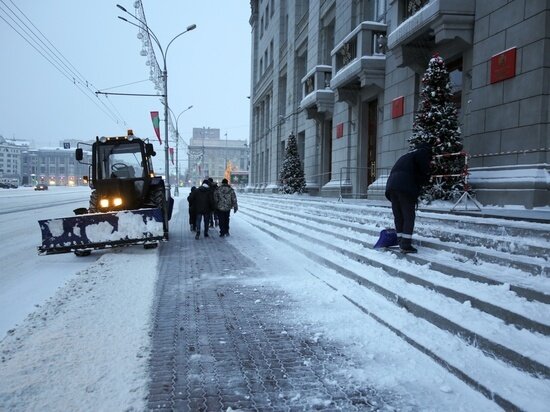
[38,208,166,255]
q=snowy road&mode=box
[0,186,97,335]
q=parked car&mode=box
[34,183,48,191]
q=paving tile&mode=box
[147,205,393,411]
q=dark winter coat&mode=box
[385,146,432,200]
[189,184,215,214]
[214,183,238,212]
[187,186,197,223]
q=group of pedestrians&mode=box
[187,178,238,239]
[184,144,429,250]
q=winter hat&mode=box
[415,142,433,155]
[222,178,228,184]
[202,179,210,185]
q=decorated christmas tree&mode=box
[409,54,466,202]
[279,132,306,194]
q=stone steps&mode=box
[238,194,550,411]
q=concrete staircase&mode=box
[238,193,550,411]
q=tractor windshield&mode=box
[98,142,144,179]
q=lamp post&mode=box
[224,132,228,179]
[117,4,196,205]
[170,105,193,196]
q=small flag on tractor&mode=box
[150,111,161,145]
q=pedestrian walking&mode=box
[385,143,432,253]
[214,178,238,237]
[207,177,219,228]
[187,186,197,232]
[189,180,215,239]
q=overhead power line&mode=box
[0,0,127,126]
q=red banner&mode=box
[150,111,161,144]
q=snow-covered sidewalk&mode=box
[1,193,546,411]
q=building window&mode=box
[403,0,429,20]
[376,0,386,21]
[358,0,376,22]
[447,58,463,111]
[261,16,264,37]
[320,19,335,65]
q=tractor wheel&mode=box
[149,185,167,231]
[74,249,92,257]
[89,190,98,213]
[149,185,165,206]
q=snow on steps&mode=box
[246,195,549,275]
[239,194,550,411]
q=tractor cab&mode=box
[75,130,159,213]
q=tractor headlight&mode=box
[113,197,123,207]
[99,198,109,208]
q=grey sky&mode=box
[0,1,252,151]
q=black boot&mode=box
[195,232,200,240]
[399,238,417,254]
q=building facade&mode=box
[0,136,24,184]
[0,135,91,186]
[23,147,90,186]
[186,127,249,187]
[248,0,549,208]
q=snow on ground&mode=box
[233,219,501,411]
[0,187,546,411]
[0,250,156,411]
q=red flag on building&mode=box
[169,147,174,164]
[150,111,161,144]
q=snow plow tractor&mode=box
[38,130,173,256]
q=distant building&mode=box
[0,136,25,185]
[1,135,92,186]
[248,0,549,208]
[186,127,249,186]
[22,146,90,186]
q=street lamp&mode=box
[117,3,196,210]
[169,105,193,196]
[225,132,228,168]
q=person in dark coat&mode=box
[189,180,215,239]
[214,178,238,237]
[207,177,219,228]
[187,186,197,232]
[385,143,432,253]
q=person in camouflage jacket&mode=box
[214,178,238,237]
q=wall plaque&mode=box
[490,47,516,84]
